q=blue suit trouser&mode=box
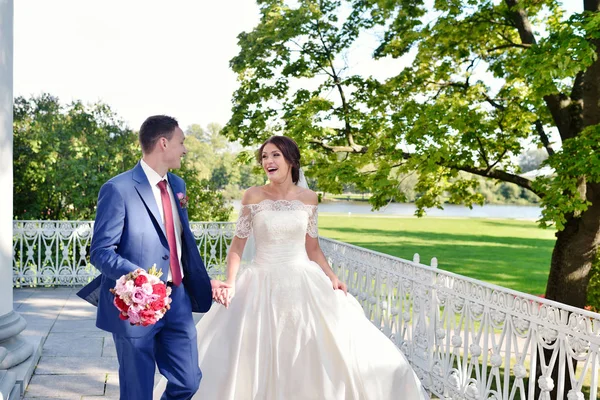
[112,283,201,400]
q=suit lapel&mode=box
[168,173,189,227]
[133,163,167,239]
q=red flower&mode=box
[141,317,157,326]
[112,267,172,327]
[153,283,167,298]
[141,309,156,320]
[134,275,148,286]
[150,300,165,311]
[114,297,130,312]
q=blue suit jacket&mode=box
[77,162,213,337]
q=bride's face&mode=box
[261,143,291,183]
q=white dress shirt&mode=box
[140,159,184,281]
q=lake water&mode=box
[230,200,542,219]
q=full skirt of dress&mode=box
[154,259,427,400]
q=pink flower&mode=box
[131,286,154,305]
[111,266,171,326]
[115,277,133,295]
[141,282,154,296]
[127,308,141,324]
[177,192,189,209]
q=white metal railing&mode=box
[320,238,600,400]
[12,220,600,399]
[12,220,235,285]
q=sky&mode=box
[14,0,261,131]
[14,0,582,133]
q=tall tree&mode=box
[210,164,230,189]
[178,162,233,222]
[13,94,139,220]
[14,94,232,222]
[186,124,207,141]
[225,0,600,312]
[206,122,229,152]
[182,132,214,180]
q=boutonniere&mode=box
[176,192,189,209]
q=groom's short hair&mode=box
[139,115,179,154]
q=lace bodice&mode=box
[234,200,318,265]
[235,199,318,239]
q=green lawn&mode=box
[318,214,556,295]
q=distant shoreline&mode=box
[228,199,543,220]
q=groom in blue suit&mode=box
[78,115,228,400]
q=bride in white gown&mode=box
[154,136,428,400]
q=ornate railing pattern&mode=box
[321,239,600,400]
[13,221,96,286]
[12,220,600,399]
[12,220,235,285]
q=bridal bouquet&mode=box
[110,265,172,326]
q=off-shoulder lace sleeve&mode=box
[307,206,318,238]
[234,205,253,238]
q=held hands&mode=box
[330,276,348,295]
[211,280,236,308]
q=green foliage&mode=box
[14,94,232,222]
[179,161,232,222]
[224,0,598,223]
[210,165,230,189]
[534,125,600,230]
[182,134,214,180]
[184,124,265,195]
[13,94,139,220]
[225,0,600,307]
[474,174,540,205]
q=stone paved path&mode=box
[14,287,162,399]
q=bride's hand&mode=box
[211,280,231,305]
[330,276,347,295]
[211,279,231,290]
[211,287,235,308]
[221,286,236,308]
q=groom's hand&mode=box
[212,287,235,308]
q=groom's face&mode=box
[164,127,187,169]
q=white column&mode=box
[0,0,33,378]
[0,0,14,317]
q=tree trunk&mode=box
[546,194,600,308]
[545,184,600,307]
[538,183,600,399]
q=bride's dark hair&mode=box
[257,136,301,184]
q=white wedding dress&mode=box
[154,199,428,400]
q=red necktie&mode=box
[157,180,182,286]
